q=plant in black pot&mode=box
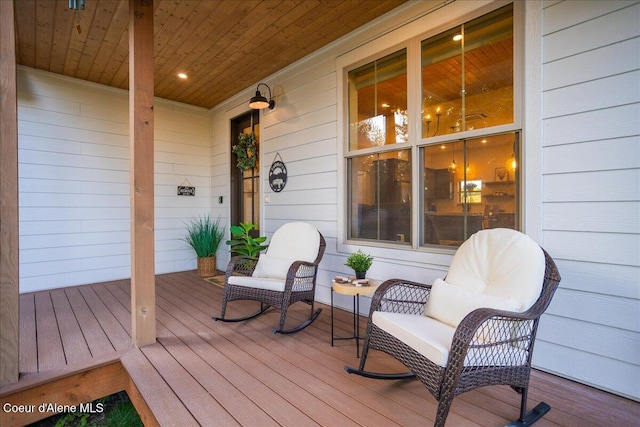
[183,214,225,277]
[345,250,373,280]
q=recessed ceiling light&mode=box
[381,103,390,108]
[177,72,188,79]
[453,34,462,41]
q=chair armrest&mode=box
[287,260,317,277]
[284,260,319,292]
[369,279,432,317]
[454,305,540,344]
[446,307,540,374]
[225,256,258,278]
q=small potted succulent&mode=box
[345,250,373,279]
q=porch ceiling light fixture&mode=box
[69,0,85,10]
[249,83,275,110]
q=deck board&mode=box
[18,294,37,374]
[3,270,639,427]
[34,291,66,371]
[153,290,318,426]
[77,284,131,351]
[49,289,93,364]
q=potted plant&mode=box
[345,250,373,279]
[183,214,225,277]
[226,222,268,258]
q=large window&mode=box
[347,50,410,243]
[345,4,518,248]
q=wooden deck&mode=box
[1,271,638,426]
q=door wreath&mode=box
[232,132,258,171]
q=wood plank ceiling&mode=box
[13,0,408,109]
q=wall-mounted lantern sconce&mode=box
[249,83,275,110]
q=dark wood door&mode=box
[230,111,260,235]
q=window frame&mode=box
[337,1,524,255]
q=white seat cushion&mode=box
[373,311,456,367]
[373,311,529,368]
[228,275,285,292]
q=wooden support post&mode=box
[129,0,156,347]
[0,0,20,387]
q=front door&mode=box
[230,111,260,236]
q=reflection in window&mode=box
[422,4,513,138]
[422,133,518,246]
[459,180,482,204]
[348,150,412,243]
[356,115,386,147]
[349,50,407,150]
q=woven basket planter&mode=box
[197,256,217,277]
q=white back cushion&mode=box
[249,222,320,281]
[445,228,545,311]
[252,253,293,280]
[424,278,520,328]
[266,222,320,262]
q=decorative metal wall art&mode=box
[269,153,287,192]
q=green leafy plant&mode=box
[106,396,143,427]
[30,392,142,427]
[183,214,225,258]
[232,132,258,171]
[345,250,373,274]
[226,222,268,258]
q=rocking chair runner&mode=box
[213,222,326,334]
[346,228,561,427]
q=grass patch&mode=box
[29,391,142,427]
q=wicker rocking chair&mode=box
[346,228,561,427]
[213,222,326,334]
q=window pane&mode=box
[421,4,513,138]
[421,28,463,137]
[464,5,514,129]
[422,133,518,246]
[349,150,411,243]
[349,50,407,150]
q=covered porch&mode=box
[1,270,637,426]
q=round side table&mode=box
[331,279,379,357]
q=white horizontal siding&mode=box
[205,0,640,400]
[542,1,640,62]
[541,0,640,399]
[17,67,212,291]
[533,341,639,400]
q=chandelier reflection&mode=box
[424,107,442,137]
